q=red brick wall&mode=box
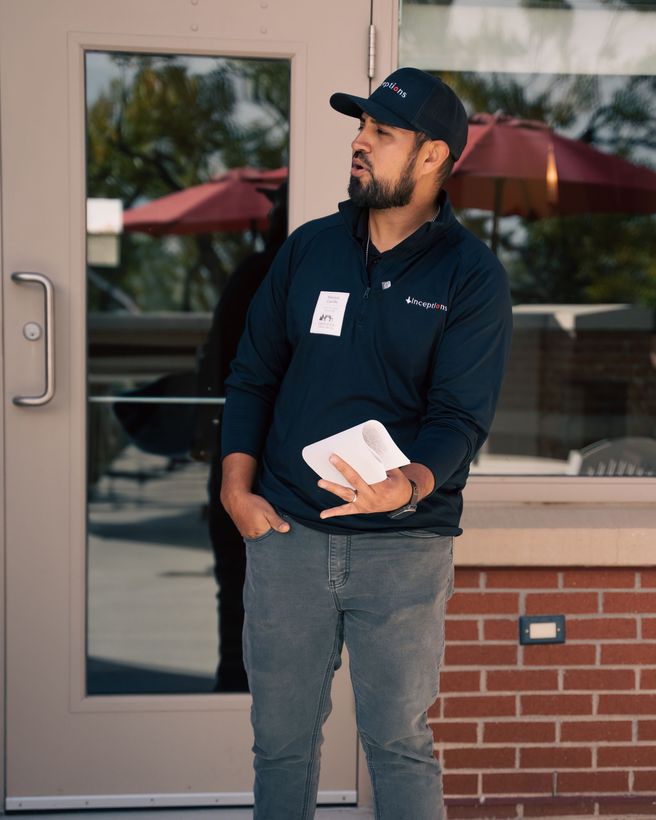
[434,567,656,818]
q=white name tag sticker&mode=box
[310,291,350,336]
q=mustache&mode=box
[352,151,372,171]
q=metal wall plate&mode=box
[519,614,566,645]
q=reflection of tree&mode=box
[442,70,656,306]
[581,76,656,158]
[510,214,656,305]
[87,55,289,311]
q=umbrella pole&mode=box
[491,212,499,255]
[491,178,504,255]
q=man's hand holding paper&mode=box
[301,420,435,518]
[317,454,421,519]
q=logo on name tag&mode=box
[310,291,350,336]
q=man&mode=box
[220,67,512,820]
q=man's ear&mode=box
[419,139,450,179]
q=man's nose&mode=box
[351,130,370,154]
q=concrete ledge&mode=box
[457,503,656,566]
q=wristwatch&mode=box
[387,478,419,520]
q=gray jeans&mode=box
[243,513,454,820]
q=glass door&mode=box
[85,51,290,698]
[1,0,372,809]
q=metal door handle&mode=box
[11,271,56,406]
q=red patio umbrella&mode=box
[122,166,288,235]
[446,113,656,253]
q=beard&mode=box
[348,149,419,209]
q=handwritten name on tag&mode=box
[310,291,350,336]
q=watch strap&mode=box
[387,478,419,519]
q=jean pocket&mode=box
[243,527,275,543]
[395,529,444,539]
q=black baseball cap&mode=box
[330,67,468,160]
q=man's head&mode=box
[330,68,467,209]
[331,68,468,161]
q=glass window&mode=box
[85,52,290,694]
[400,1,656,478]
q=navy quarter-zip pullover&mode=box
[221,192,513,535]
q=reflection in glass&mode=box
[87,424,217,694]
[85,52,290,694]
[400,1,656,476]
[399,1,656,76]
[442,70,656,476]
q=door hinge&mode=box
[368,24,376,80]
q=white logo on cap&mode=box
[381,81,407,99]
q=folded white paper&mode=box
[302,420,410,489]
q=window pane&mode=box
[85,52,290,693]
[400,2,656,477]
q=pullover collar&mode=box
[339,188,458,259]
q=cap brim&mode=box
[329,92,417,133]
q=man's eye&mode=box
[376,128,389,136]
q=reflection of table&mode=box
[470,453,568,476]
[88,311,212,383]
[87,312,216,483]
[567,437,656,476]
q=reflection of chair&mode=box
[567,437,656,476]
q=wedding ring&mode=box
[351,489,358,504]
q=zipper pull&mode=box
[363,286,370,299]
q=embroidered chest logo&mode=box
[405,296,448,312]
